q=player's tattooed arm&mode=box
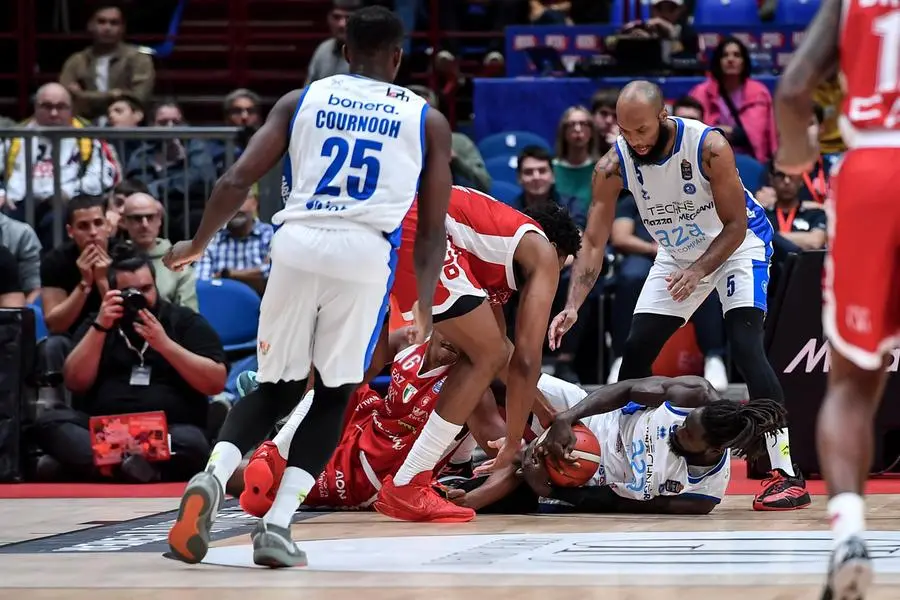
[193,88,303,248]
[689,131,747,278]
[774,0,841,172]
[565,148,623,312]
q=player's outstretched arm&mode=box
[548,148,621,350]
[688,131,747,277]
[548,485,717,515]
[413,107,453,338]
[774,0,841,174]
[192,89,303,252]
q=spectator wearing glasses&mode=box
[121,192,198,310]
[553,106,598,213]
[209,89,263,177]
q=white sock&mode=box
[273,391,314,459]
[206,441,243,491]
[392,411,462,485]
[449,434,477,464]
[766,428,795,476]
[263,466,316,528]
[828,492,866,548]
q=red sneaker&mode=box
[753,467,811,511]
[239,441,286,518]
[374,471,475,523]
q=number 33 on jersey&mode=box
[277,74,429,237]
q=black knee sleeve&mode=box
[618,313,684,380]
[286,372,357,475]
[725,307,784,404]
[217,378,309,454]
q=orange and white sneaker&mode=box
[753,466,811,511]
[240,441,286,518]
[374,471,475,523]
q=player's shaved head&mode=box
[616,80,672,165]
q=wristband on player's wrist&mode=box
[91,321,111,333]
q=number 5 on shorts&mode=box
[726,274,735,297]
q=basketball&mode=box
[541,423,602,487]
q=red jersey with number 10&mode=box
[444,186,546,306]
[839,0,900,140]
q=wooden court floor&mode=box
[3,494,900,599]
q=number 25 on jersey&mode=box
[311,136,382,207]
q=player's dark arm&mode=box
[414,108,454,316]
[548,485,717,515]
[191,89,302,250]
[774,0,841,160]
[505,236,561,451]
[362,325,415,383]
[554,376,714,425]
[691,131,748,277]
[455,463,523,511]
[565,148,622,312]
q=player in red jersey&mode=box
[775,0,900,596]
[374,186,581,523]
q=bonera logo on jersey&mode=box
[328,94,398,114]
[784,338,900,373]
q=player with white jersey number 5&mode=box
[776,0,900,597]
[547,80,810,512]
[163,7,453,568]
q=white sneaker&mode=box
[704,356,729,392]
[607,356,622,384]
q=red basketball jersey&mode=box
[444,186,547,305]
[369,341,450,456]
[839,0,900,141]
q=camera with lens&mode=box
[120,288,148,321]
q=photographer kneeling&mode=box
[32,244,228,482]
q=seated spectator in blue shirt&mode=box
[508,146,586,230]
[194,188,273,295]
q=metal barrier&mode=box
[0,126,241,247]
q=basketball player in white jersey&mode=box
[163,7,453,568]
[528,375,786,514]
[547,80,810,511]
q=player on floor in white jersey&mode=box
[163,7,453,568]
[528,376,786,514]
[547,80,811,511]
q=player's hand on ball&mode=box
[410,300,433,344]
[548,307,578,351]
[473,437,521,476]
[666,267,702,302]
[538,418,578,467]
[521,442,552,497]
[163,240,204,272]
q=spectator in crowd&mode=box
[124,100,217,218]
[510,146,585,229]
[0,211,41,304]
[812,73,846,173]
[672,95,705,122]
[435,0,524,71]
[760,160,828,297]
[106,178,150,236]
[0,83,121,248]
[38,195,117,403]
[590,88,620,156]
[106,93,145,165]
[209,89,263,176]
[689,36,777,163]
[195,188,273,296]
[529,1,573,25]
[33,245,227,482]
[0,245,25,308]
[306,0,360,84]
[121,192,198,311]
[409,85,491,192]
[609,194,729,391]
[59,4,155,124]
[553,105,598,212]
[614,0,701,59]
